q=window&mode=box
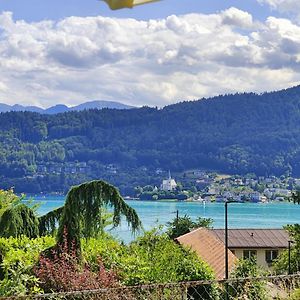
[243,250,257,260]
[265,250,278,263]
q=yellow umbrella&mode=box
[102,0,161,10]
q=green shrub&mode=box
[289,288,300,300]
[274,224,300,274]
[0,230,215,296]
[35,232,118,293]
[0,235,55,296]
[82,233,124,270]
[83,229,215,286]
[229,259,267,300]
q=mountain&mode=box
[70,100,135,111]
[1,85,300,193]
[44,104,70,114]
[0,100,134,114]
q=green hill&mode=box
[1,86,300,193]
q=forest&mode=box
[2,85,300,193]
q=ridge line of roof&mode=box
[212,228,287,230]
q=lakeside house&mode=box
[176,228,289,279]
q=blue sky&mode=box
[0,0,277,22]
[0,0,299,108]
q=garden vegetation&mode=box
[0,185,214,297]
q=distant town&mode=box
[17,160,299,201]
[134,169,297,203]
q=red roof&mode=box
[176,228,237,279]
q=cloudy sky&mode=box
[0,0,300,108]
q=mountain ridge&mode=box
[0,100,135,114]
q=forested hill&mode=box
[1,86,300,193]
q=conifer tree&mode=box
[0,204,39,238]
[55,180,141,255]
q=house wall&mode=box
[232,248,285,270]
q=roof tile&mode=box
[176,228,237,279]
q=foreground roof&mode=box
[212,229,289,249]
[176,228,237,279]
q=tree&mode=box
[291,191,300,204]
[166,214,213,239]
[0,190,39,239]
[274,224,300,274]
[50,180,141,255]
[0,205,39,238]
[0,181,141,258]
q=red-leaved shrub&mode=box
[34,230,118,292]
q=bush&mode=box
[274,224,300,274]
[118,228,214,285]
[82,233,124,271]
[229,259,267,300]
[34,232,118,292]
[0,229,216,296]
[82,229,215,286]
[0,235,55,296]
[289,288,300,300]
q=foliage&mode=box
[136,185,189,201]
[0,204,39,238]
[229,258,267,300]
[0,189,22,217]
[54,180,141,256]
[123,229,214,285]
[0,230,217,296]
[0,261,42,296]
[4,87,300,193]
[167,214,213,239]
[82,233,123,271]
[83,228,215,286]
[274,224,300,274]
[38,206,64,236]
[34,231,118,293]
[289,288,300,300]
[0,235,55,296]
[0,190,40,239]
[291,191,300,204]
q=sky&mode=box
[0,0,300,108]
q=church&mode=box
[161,171,177,191]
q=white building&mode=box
[161,171,177,191]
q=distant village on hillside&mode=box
[135,169,296,202]
[23,160,298,201]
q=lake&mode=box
[32,196,300,243]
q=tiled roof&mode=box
[176,228,237,280]
[212,229,289,249]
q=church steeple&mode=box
[168,170,171,180]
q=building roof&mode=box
[176,228,237,279]
[212,229,289,249]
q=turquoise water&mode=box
[32,196,300,242]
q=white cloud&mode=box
[221,7,253,29]
[0,9,300,107]
[257,0,300,14]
